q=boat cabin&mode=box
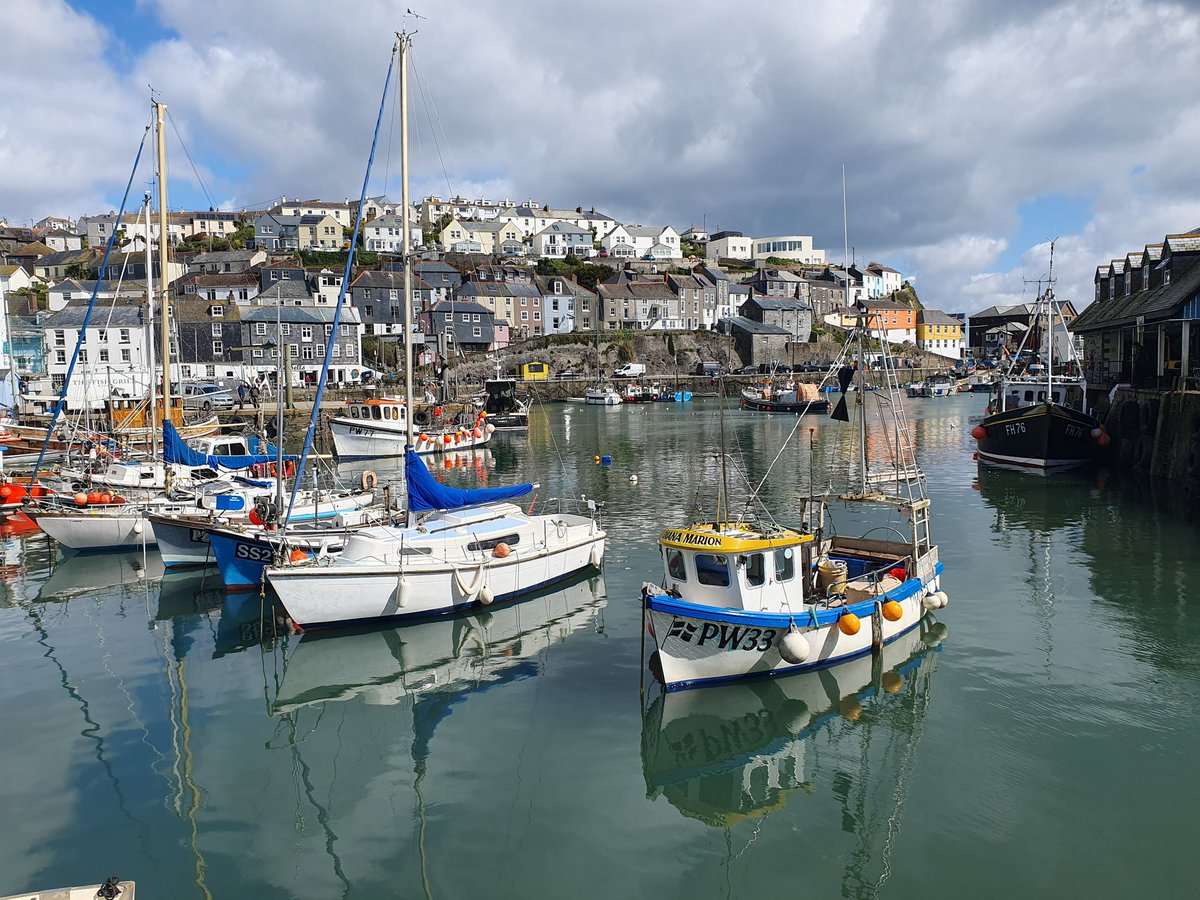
[658,523,814,614]
[998,377,1087,413]
[343,397,409,427]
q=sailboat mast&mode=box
[400,33,415,449]
[154,101,172,424]
[144,191,159,457]
[1045,241,1055,400]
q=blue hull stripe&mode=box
[646,562,941,629]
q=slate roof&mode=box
[1071,257,1200,332]
[917,308,961,326]
[596,282,678,302]
[48,301,146,328]
[174,299,244,322]
[750,297,810,310]
[1165,234,1200,254]
[255,280,313,302]
[536,222,590,236]
[725,315,791,335]
[191,250,260,265]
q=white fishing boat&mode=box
[329,396,494,459]
[641,316,948,690]
[584,384,622,405]
[917,372,956,397]
[268,449,605,628]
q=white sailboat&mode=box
[266,32,606,630]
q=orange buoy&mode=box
[434,406,443,418]
[443,434,453,444]
[99,492,112,505]
[418,433,428,443]
[113,495,126,505]
[0,485,11,499]
[288,548,309,563]
[74,492,88,507]
[882,600,904,622]
[493,542,511,558]
[971,425,987,440]
[838,612,861,635]
[473,427,482,438]
[87,491,102,504]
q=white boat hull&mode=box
[645,575,939,690]
[34,508,166,549]
[330,416,492,459]
[270,528,605,629]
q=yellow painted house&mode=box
[439,218,526,255]
[916,308,964,360]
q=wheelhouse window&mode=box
[695,554,731,587]
[666,549,687,582]
[746,553,765,587]
[775,547,795,582]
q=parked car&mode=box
[597,248,609,258]
[180,380,236,412]
[554,370,583,381]
[758,361,789,375]
[694,361,723,376]
[614,363,647,378]
[735,365,758,375]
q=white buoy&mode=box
[589,543,604,568]
[934,590,949,609]
[922,592,940,611]
[779,626,811,665]
[132,520,143,535]
[478,585,494,605]
[629,474,638,484]
[396,576,410,608]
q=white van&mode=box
[614,363,647,378]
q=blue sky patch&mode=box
[997,193,1094,271]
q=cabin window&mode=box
[695,554,731,587]
[667,549,687,582]
[775,547,795,582]
[372,406,381,420]
[467,533,521,552]
[1037,391,1046,401]
[746,553,765,587]
[350,406,359,418]
[1023,390,1034,402]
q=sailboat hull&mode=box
[975,402,1099,473]
[268,523,606,629]
[31,509,160,550]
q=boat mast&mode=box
[154,101,172,425]
[400,31,415,450]
[1045,240,1055,402]
[144,190,158,458]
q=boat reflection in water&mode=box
[272,572,607,713]
[641,619,944,830]
[37,550,165,602]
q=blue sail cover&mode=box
[163,422,298,471]
[405,449,532,513]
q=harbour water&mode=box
[2,394,1200,898]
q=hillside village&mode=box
[0,195,976,402]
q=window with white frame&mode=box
[281,324,290,335]
[252,348,263,358]
[332,344,340,357]
[302,345,315,360]
[121,349,130,362]
[289,344,298,357]
[301,325,313,341]
[212,340,223,355]
[211,323,222,336]
[340,324,349,336]
[472,326,481,337]
[255,322,267,335]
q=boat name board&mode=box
[659,527,811,553]
[668,617,778,652]
[660,529,724,548]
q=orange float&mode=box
[74,492,88,506]
[882,600,904,622]
[492,542,511,558]
[838,612,861,635]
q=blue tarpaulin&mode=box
[163,422,298,471]
[405,449,532,513]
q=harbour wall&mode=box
[1100,387,1200,488]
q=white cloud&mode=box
[9,0,1200,318]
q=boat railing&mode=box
[541,495,604,521]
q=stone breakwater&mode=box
[1100,387,1200,490]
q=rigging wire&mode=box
[409,47,457,197]
[166,110,218,212]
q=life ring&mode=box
[361,470,377,491]
[414,410,430,426]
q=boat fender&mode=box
[485,423,496,435]
[1090,427,1103,439]
[882,600,904,621]
[934,590,949,609]
[361,470,377,491]
[492,542,511,559]
[629,474,638,484]
[589,543,604,569]
[396,576,410,608]
[133,520,143,535]
[478,585,494,605]
[971,425,987,441]
[922,592,940,611]
[838,612,861,635]
[779,625,811,665]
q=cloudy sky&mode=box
[5,0,1200,314]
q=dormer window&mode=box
[1125,275,1131,296]
[1144,264,1150,289]
[1164,267,1172,286]
[1109,279,1115,299]
[209,305,222,317]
